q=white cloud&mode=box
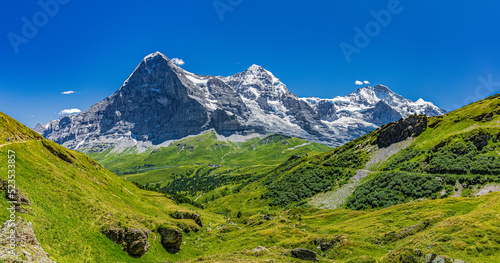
[59,108,81,115]
[61,90,75,95]
[363,81,370,84]
[355,80,363,85]
[171,58,185,65]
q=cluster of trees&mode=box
[346,172,443,210]
[263,166,353,207]
[346,171,500,211]
[425,141,479,174]
[322,148,366,169]
[383,147,420,171]
[232,172,266,193]
[131,181,204,209]
[470,155,500,174]
[384,130,500,176]
[161,168,253,197]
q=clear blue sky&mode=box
[1,0,499,127]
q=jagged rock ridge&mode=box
[35,52,445,151]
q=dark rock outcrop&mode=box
[157,226,183,254]
[177,223,200,233]
[290,247,318,261]
[1,180,30,213]
[42,139,75,163]
[468,132,491,150]
[313,235,346,251]
[170,212,203,227]
[424,253,437,263]
[375,115,428,148]
[262,214,271,221]
[103,226,150,258]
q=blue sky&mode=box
[1,0,499,127]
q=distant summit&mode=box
[302,84,446,126]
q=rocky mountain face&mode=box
[301,84,446,127]
[35,52,445,151]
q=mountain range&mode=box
[34,52,445,152]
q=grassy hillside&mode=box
[86,131,331,174]
[0,111,227,262]
[230,93,500,211]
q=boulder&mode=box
[313,235,346,251]
[290,247,318,261]
[424,253,437,263]
[253,245,269,253]
[157,226,183,253]
[469,132,491,150]
[177,223,200,233]
[103,226,150,258]
[432,256,453,263]
[1,180,30,213]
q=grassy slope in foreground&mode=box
[0,111,226,262]
[182,192,500,263]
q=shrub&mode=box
[346,172,444,210]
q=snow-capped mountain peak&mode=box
[35,52,446,152]
[349,84,403,105]
[143,51,168,61]
[301,84,446,127]
[246,64,265,73]
[220,64,291,100]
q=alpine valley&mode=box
[1,52,500,263]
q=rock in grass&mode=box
[103,226,150,258]
[253,245,269,253]
[290,247,318,261]
[424,253,437,263]
[0,218,55,262]
[157,226,183,253]
[313,235,346,251]
[1,180,31,213]
[432,255,453,263]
